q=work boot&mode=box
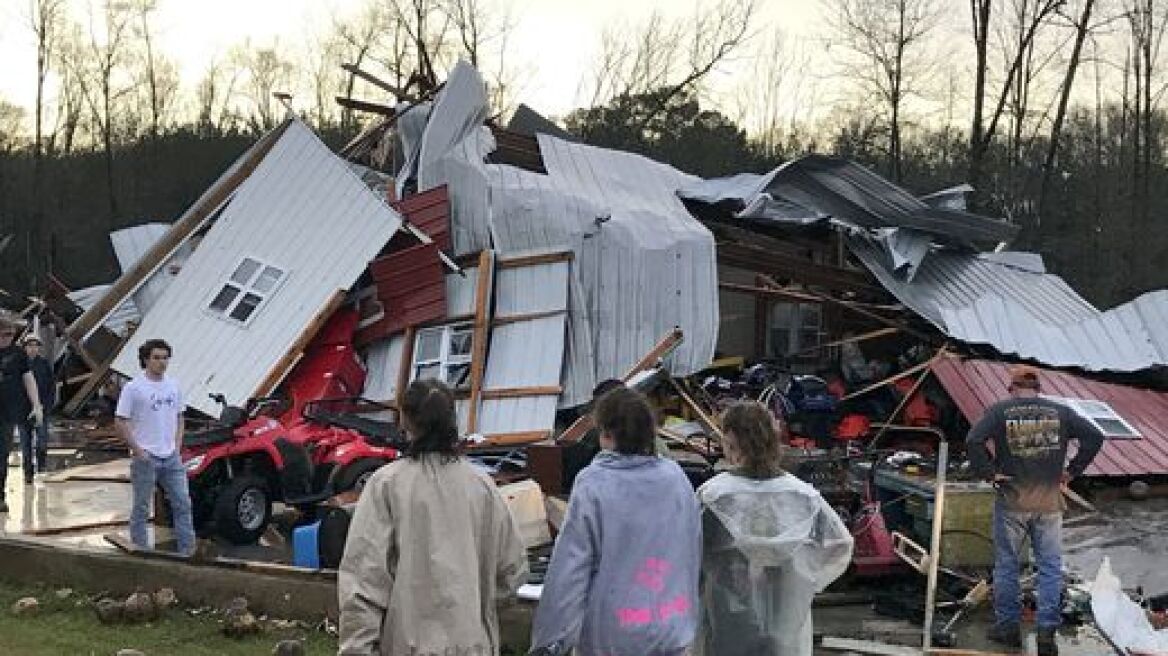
[987,622,1023,649]
[1036,627,1059,656]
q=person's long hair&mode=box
[401,379,460,461]
[721,401,785,479]
[593,386,656,455]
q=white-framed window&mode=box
[207,257,287,325]
[1042,395,1142,439]
[411,322,474,390]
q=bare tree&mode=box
[827,0,941,182]
[232,42,296,133]
[30,0,67,164]
[580,0,756,133]
[332,1,390,132]
[78,0,136,214]
[967,0,1062,206]
[51,21,89,155]
[195,57,243,136]
[129,0,178,140]
[1124,0,1168,224]
[1038,0,1098,219]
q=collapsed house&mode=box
[56,59,1168,481]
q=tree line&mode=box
[0,0,1165,309]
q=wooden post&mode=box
[466,250,495,434]
[395,326,416,410]
[557,328,685,444]
[923,440,950,653]
[67,120,291,343]
[62,325,138,416]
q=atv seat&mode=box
[183,425,235,448]
[312,412,405,448]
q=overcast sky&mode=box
[0,0,822,122]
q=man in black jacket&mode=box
[0,316,44,512]
[19,334,55,482]
[965,365,1104,656]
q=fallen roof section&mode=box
[851,234,1168,373]
[111,118,403,417]
[932,356,1168,478]
[761,155,1019,245]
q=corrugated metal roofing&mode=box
[109,222,193,315]
[112,119,403,416]
[390,185,452,252]
[412,63,719,407]
[850,235,1168,373]
[764,156,1018,244]
[67,285,139,335]
[932,356,1168,478]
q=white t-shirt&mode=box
[115,375,184,457]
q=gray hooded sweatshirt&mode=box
[530,451,701,656]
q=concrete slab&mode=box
[2,465,132,536]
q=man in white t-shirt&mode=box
[115,338,195,555]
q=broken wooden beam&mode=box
[334,96,398,116]
[558,328,685,444]
[466,250,496,434]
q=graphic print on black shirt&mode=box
[1004,404,1062,458]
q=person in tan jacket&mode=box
[338,379,529,655]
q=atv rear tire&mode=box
[214,476,272,545]
[333,458,387,494]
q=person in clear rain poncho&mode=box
[696,401,854,656]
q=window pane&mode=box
[1076,400,1115,417]
[446,362,471,388]
[449,328,474,356]
[416,328,442,361]
[414,363,442,381]
[253,265,285,293]
[229,293,262,322]
[231,258,261,285]
[1094,417,1137,437]
[209,285,241,312]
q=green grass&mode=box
[0,581,336,656]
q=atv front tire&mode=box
[214,476,272,545]
[333,458,387,494]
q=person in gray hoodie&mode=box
[530,386,701,656]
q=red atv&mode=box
[180,310,405,544]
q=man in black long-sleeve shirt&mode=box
[965,365,1104,656]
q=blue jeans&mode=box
[130,452,196,556]
[993,499,1063,629]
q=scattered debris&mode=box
[272,639,306,656]
[222,597,261,638]
[54,587,73,600]
[153,587,178,610]
[115,650,146,656]
[123,591,159,623]
[11,596,39,616]
[94,597,125,624]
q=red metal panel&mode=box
[931,356,1168,478]
[391,185,451,252]
[358,242,446,345]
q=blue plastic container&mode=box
[292,520,322,569]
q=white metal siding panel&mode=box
[110,223,193,315]
[112,120,403,416]
[478,259,570,436]
[362,335,405,403]
[445,267,478,317]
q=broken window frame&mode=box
[1041,395,1142,439]
[411,322,474,390]
[206,257,288,327]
